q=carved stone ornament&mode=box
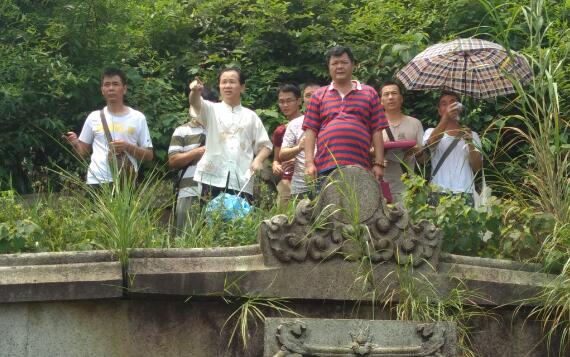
[260,166,443,268]
[271,320,453,357]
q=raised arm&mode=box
[189,77,204,115]
[463,130,483,172]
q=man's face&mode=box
[101,75,127,104]
[380,84,403,111]
[438,94,460,118]
[328,53,354,83]
[303,85,320,104]
[219,70,244,103]
[278,91,301,118]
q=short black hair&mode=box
[201,86,219,102]
[326,46,355,65]
[218,67,246,85]
[302,82,321,91]
[101,67,127,85]
[379,81,403,96]
[438,90,460,104]
[277,83,301,98]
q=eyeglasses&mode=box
[278,98,298,105]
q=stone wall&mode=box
[0,245,561,357]
[1,168,562,356]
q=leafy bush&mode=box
[402,174,553,260]
[4,0,567,193]
[0,189,97,253]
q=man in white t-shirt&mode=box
[280,83,320,198]
[423,91,482,205]
[379,82,424,202]
[188,68,272,203]
[64,68,154,185]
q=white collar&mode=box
[327,80,362,91]
[221,101,242,112]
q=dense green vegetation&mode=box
[1,0,569,351]
[1,0,567,192]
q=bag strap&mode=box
[385,126,396,142]
[431,136,461,179]
[99,110,114,145]
[385,126,408,174]
[173,165,191,214]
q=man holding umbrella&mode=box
[423,91,482,205]
[396,38,532,205]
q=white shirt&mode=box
[194,99,272,195]
[423,128,481,193]
[282,115,312,195]
[79,106,153,184]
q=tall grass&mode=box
[380,262,493,357]
[221,274,302,350]
[53,158,171,266]
[479,0,569,228]
[478,0,570,353]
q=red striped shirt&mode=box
[302,81,387,173]
[272,124,293,180]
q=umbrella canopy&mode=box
[396,38,532,99]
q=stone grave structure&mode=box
[0,166,561,356]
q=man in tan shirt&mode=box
[380,82,424,202]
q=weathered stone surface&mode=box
[0,251,122,303]
[125,250,554,307]
[0,300,561,357]
[264,318,457,356]
[0,250,116,266]
[260,166,443,270]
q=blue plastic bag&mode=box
[204,193,252,222]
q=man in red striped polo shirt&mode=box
[303,46,388,181]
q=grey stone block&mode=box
[0,261,122,303]
[264,318,457,356]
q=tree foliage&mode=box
[0,0,568,192]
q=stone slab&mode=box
[127,252,553,306]
[264,318,457,356]
[0,300,560,357]
[0,250,116,266]
[0,262,123,302]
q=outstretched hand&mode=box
[189,76,204,93]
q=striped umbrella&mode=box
[395,38,532,99]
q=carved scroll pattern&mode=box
[272,320,449,357]
[261,198,442,268]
